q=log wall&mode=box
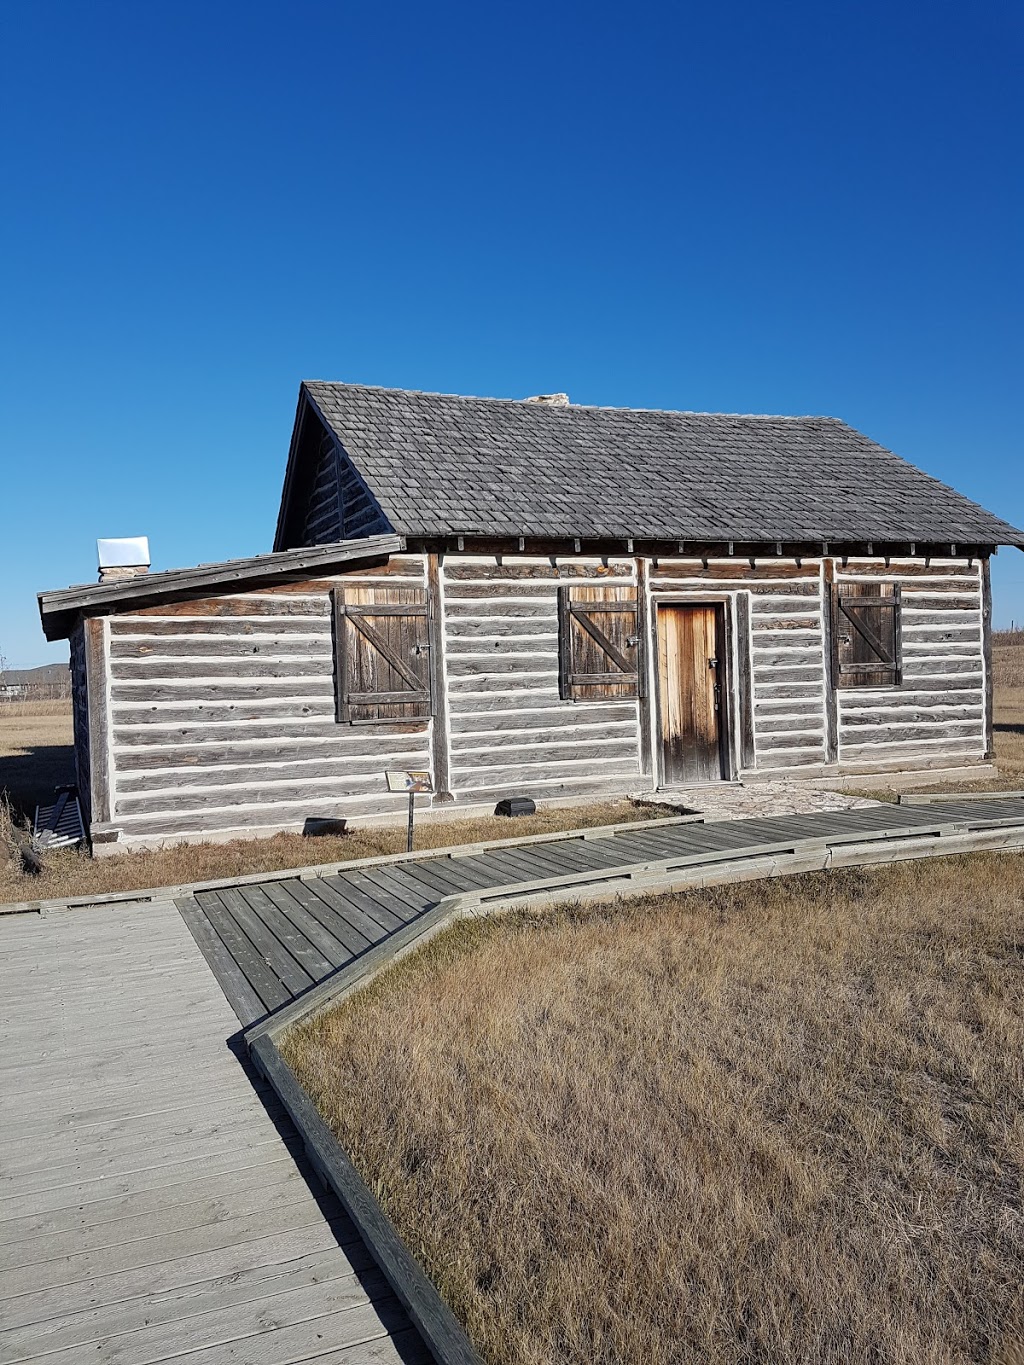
[85,550,991,847]
[834,556,986,768]
[439,556,644,803]
[103,556,432,842]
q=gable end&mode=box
[274,388,392,550]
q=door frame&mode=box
[649,593,738,786]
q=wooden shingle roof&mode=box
[291,381,1022,549]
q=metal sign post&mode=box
[385,770,434,852]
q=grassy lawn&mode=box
[0,794,669,905]
[285,854,1024,1364]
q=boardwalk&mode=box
[0,900,427,1365]
[180,795,1024,1029]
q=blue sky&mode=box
[1,0,1020,667]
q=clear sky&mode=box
[1,0,1020,668]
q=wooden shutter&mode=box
[558,585,642,700]
[832,583,902,688]
[333,587,432,723]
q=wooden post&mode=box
[635,558,652,775]
[982,556,994,760]
[84,616,111,827]
[821,559,839,765]
[426,554,453,801]
[407,790,415,853]
[734,591,756,772]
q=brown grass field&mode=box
[1,633,1021,904]
[287,851,1024,1365]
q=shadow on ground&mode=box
[0,743,76,815]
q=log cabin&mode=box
[39,382,1024,852]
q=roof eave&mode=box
[38,534,405,642]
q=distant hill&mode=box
[3,663,70,684]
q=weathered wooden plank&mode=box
[113,722,424,749]
[84,617,111,826]
[735,591,756,771]
[755,732,827,753]
[303,877,404,938]
[444,617,559,642]
[113,794,413,837]
[756,716,829,735]
[132,596,332,618]
[650,561,817,581]
[443,560,633,581]
[450,756,640,788]
[110,635,331,659]
[262,880,372,960]
[442,593,557,614]
[116,748,429,783]
[835,561,980,579]
[178,898,266,1025]
[111,657,333,680]
[110,680,336,704]
[115,777,420,817]
[112,701,336,726]
[234,884,339,980]
[751,667,824,686]
[839,706,983,727]
[192,893,292,1012]
[109,616,332,636]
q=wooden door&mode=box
[657,603,727,785]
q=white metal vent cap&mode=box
[97,536,151,569]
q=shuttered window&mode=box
[333,587,432,723]
[558,585,642,700]
[832,583,902,688]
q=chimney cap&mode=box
[97,536,150,569]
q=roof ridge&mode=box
[302,380,843,424]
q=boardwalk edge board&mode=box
[1,810,706,916]
[248,1033,483,1365]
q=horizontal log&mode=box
[838,690,982,713]
[898,626,980,644]
[443,583,561,602]
[750,598,823,616]
[839,707,983,728]
[838,736,984,760]
[753,666,824,685]
[115,774,423,816]
[755,717,828,735]
[116,752,431,790]
[443,617,558,641]
[748,616,820,632]
[835,562,980,579]
[450,703,637,735]
[452,774,636,802]
[443,562,633,582]
[110,637,329,660]
[849,678,983,696]
[900,643,980,658]
[752,750,826,770]
[109,617,331,637]
[114,733,430,770]
[650,561,816,581]
[111,701,336,725]
[115,793,416,835]
[840,721,986,743]
[450,756,640,789]
[895,593,981,610]
[897,610,982,626]
[110,681,336,703]
[110,658,333,681]
[749,630,822,647]
[752,682,825,700]
[442,595,557,616]
[445,654,555,678]
[113,722,427,751]
[447,673,555,694]
[131,596,331,618]
[755,732,826,753]
[753,698,824,715]
[452,739,639,771]
[900,658,982,677]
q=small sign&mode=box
[385,770,433,794]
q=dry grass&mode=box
[0,799,670,905]
[286,855,1024,1365]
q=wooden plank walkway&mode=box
[0,901,429,1365]
[179,796,1024,1030]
